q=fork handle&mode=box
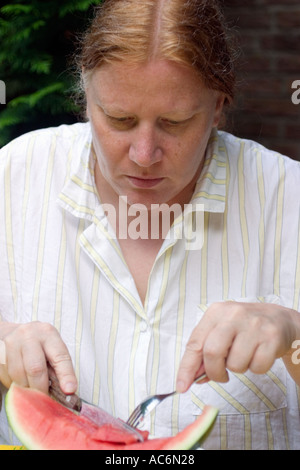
[193,373,208,385]
[48,365,82,412]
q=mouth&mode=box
[127,176,165,189]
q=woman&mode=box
[0,0,300,449]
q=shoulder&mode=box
[0,122,92,166]
[0,122,92,202]
[218,130,300,187]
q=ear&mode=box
[213,93,226,128]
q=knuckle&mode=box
[206,302,223,317]
[50,352,71,368]
[35,322,57,336]
[185,338,203,355]
[203,342,218,360]
[17,321,57,340]
[26,361,45,378]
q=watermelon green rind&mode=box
[160,406,218,450]
[5,383,40,450]
[5,383,218,450]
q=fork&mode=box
[126,373,208,428]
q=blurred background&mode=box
[0,0,299,160]
[223,0,300,162]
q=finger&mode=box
[225,332,258,374]
[202,329,231,383]
[21,340,49,393]
[249,341,277,375]
[5,337,29,388]
[176,307,221,392]
[0,364,12,390]
[176,328,205,393]
[43,336,77,395]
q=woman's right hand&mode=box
[0,321,77,395]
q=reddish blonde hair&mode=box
[78,0,236,104]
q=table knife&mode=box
[48,367,144,442]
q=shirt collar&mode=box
[190,128,227,214]
[57,125,99,220]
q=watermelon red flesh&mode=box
[5,383,218,450]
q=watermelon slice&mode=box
[5,383,218,450]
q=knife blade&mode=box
[48,367,144,442]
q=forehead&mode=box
[87,59,214,113]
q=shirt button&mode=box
[140,321,148,332]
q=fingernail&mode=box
[64,382,77,394]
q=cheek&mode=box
[91,122,125,168]
[176,135,206,171]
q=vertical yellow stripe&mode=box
[22,136,35,237]
[238,142,250,297]
[4,149,18,318]
[107,289,120,415]
[265,412,274,449]
[220,415,227,449]
[74,219,85,382]
[244,414,252,450]
[151,248,173,394]
[128,316,142,413]
[256,150,266,276]
[282,407,290,450]
[150,248,173,434]
[200,213,209,304]
[171,250,189,434]
[222,149,230,300]
[274,157,285,296]
[54,143,73,332]
[90,265,101,405]
[32,136,56,321]
[54,222,67,332]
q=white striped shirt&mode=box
[0,122,300,449]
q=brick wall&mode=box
[222,0,300,161]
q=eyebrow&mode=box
[97,102,203,119]
[95,90,206,118]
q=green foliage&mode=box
[0,0,103,147]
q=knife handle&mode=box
[48,366,81,412]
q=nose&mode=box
[129,124,163,167]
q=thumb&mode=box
[176,347,205,393]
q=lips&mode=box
[127,176,164,188]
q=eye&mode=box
[106,115,136,129]
[161,118,181,126]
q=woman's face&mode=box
[85,60,224,209]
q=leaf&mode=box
[0,4,34,16]
[0,108,24,129]
[59,0,102,17]
[0,0,100,146]
[9,83,65,109]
